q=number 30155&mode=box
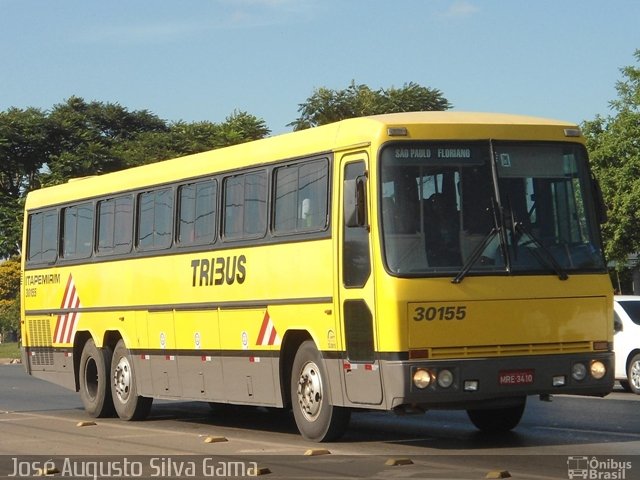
[413,305,467,321]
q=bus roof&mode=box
[25,111,580,209]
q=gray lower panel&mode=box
[323,358,384,407]
[221,355,279,406]
[131,353,281,406]
[24,347,612,414]
[25,346,281,407]
[21,348,76,391]
[178,355,224,401]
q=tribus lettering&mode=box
[191,255,247,287]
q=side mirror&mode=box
[344,175,367,228]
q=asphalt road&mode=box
[1,364,639,479]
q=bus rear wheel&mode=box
[111,339,153,420]
[467,398,526,432]
[290,341,350,442]
[79,338,115,418]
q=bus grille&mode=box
[28,318,54,366]
[429,341,592,359]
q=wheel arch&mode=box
[72,329,124,392]
[279,329,313,408]
[626,348,640,374]
[72,331,92,392]
[103,330,123,352]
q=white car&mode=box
[613,295,640,394]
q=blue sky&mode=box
[1,0,639,134]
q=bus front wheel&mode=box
[111,339,153,420]
[79,339,115,418]
[290,341,350,442]
[466,398,526,432]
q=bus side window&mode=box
[27,209,58,264]
[274,159,328,234]
[178,180,216,245]
[61,203,94,259]
[299,159,329,230]
[97,196,133,255]
[224,171,267,240]
[137,188,174,250]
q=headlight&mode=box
[413,368,432,389]
[590,360,606,380]
[571,363,587,381]
[437,369,454,388]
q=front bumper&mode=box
[383,352,614,410]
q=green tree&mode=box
[0,257,21,341]
[0,107,50,197]
[289,81,451,130]
[0,107,51,257]
[215,110,271,145]
[583,49,640,264]
[117,110,270,167]
[42,97,169,185]
[0,98,270,259]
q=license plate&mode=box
[499,369,535,386]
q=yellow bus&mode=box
[21,112,614,441]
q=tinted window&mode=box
[62,203,93,259]
[344,300,375,362]
[97,196,133,254]
[343,161,371,287]
[619,301,640,326]
[27,210,58,263]
[380,142,605,277]
[178,180,217,245]
[614,311,623,333]
[138,188,173,250]
[224,171,267,240]
[274,159,328,233]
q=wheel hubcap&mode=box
[297,361,323,421]
[113,356,132,403]
[631,360,640,390]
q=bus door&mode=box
[338,153,383,405]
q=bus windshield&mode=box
[380,141,605,277]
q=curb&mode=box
[0,358,21,365]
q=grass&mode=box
[0,342,20,359]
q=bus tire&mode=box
[290,340,350,442]
[467,397,526,432]
[111,339,153,420]
[79,339,115,418]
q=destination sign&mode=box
[383,143,484,166]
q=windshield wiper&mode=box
[453,196,507,284]
[514,222,569,281]
[451,226,499,284]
